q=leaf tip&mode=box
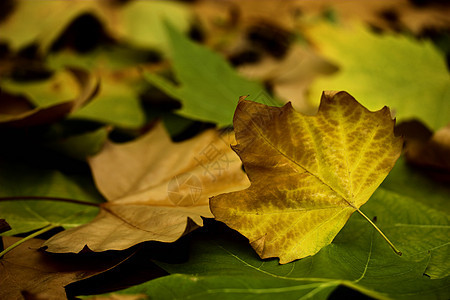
[239,95,250,102]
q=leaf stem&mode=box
[0,196,100,207]
[356,209,402,256]
[0,224,58,258]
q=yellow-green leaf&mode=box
[210,91,402,263]
[307,23,450,131]
[0,0,96,52]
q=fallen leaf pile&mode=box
[1,0,449,299]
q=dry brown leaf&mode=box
[0,237,120,300]
[44,123,250,253]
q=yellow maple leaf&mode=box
[211,91,403,263]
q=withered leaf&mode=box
[0,237,121,300]
[44,123,249,253]
[211,91,402,263]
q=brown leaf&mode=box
[44,123,250,253]
[0,237,122,300]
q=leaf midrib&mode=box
[237,205,342,215]
[244,113,352,209]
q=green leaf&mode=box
[0,163,104,235]
[0,70,79,108]
[106,226,447,299]
[45,127,109,161]
[0,69,99,127]
[98,161,449,299]
[380,158,450,215]
[47,45,160,72]
[307,24,450,130]
[0,0,96,52]
[44,52,146,129]
[162,113,196,138]
[144,23,279,127]
[70,74,146,128]
[0,0,191,54]
[365,159,450,279]
[119,0,192,52]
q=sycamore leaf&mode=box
[307,23,450,131]
[0,237,125,300]
[100,186,449,300]
[144,22,279,127]
[44,123,250,253]
[211,91,402,263]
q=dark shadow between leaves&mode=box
[65,234,193,298]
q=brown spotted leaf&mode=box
[210,91,402,263]
[44,123,249,253]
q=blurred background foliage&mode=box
[0,0,448,195]
[0,0,448,185]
